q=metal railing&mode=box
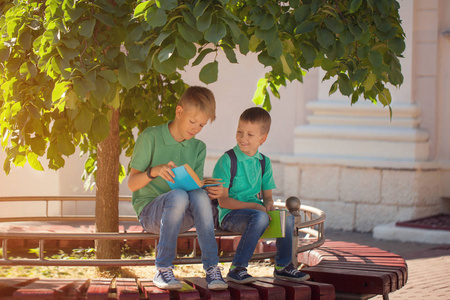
[0,196,325,267]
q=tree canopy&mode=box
[0,0,405,181]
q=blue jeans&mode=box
[139,189,219,270]
[221,209,295,268]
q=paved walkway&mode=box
[324,229,450,299]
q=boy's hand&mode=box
[204,185,224,200]
[263,198,275,212]
[154,161,177,183]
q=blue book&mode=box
[167,164,223,191]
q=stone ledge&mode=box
[373,222,450,244]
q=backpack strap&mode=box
[225,149,237,190]
[226,149,266,195]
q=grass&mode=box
[0,246,276,279]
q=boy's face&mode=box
[236,120,268,157]
[171,105,209,142]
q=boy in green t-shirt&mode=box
[128,86,227,290]
[213,107,310,284]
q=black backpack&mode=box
[211,149,266,229]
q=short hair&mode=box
[178,86,216,122]
[239,107,271,135]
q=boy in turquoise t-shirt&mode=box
[128,86,227,291]
[213,107,310,284]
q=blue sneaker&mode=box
[273,263,310,282]
[205,265,228,290]
[153,266,183,290]
[226,267,256,284]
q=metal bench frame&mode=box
[0,196,326,267]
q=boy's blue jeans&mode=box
[220,208,295,268]
[138,189,219,270]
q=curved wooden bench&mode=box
[0,196,326,267]
[298,240,408,300]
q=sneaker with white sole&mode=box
[153,266,183,290]
[205,265,228,290]
[226,266,256,284]
[273,263,310,282]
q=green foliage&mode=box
[0,0,405,186]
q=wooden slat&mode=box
[247,280,285,300]
[86,278,112,299]
[0,278,39,297]
[257,277,311,300]
[115,278,140,299]
[137,279,170,299]
[294,281,335,300]
[184,277,230,299]
[13,279,88,299]
[168,281,200,300]
[225,281,260,300]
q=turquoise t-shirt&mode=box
[212,145,276,225]
[130,121,206,216]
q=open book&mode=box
[260,210,286,239]
[167,164,223,191]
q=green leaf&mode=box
[196,10,212,31]
[79,18,96,38]
[329,80,338,96]
[204,21,227,44]
[158,44,175,62]
[56,46,79,60]
[294,5,311,23]
[199,61,218,84]
[0,46,11,62]
[156,0,177,10]
[91,115,110,141]
[388,67,403,85]
[176,37,196,60]
[255,26,277,43]
[316,27,335,48]
[349,23,362,40]
[134,1,153,18]
[18,30,32,50]
[61,38,80,49]
[30,137,47,156]
[280,55,292,76]
[57,133,75,156]
[192,48,215,66]
[145,7,167,28]
[324,17,344,34]
[99,70,117,83]
[177,23,202,42]
[339,30,354,44]
[118,66,141,90]
[252,78,268,105]
[368,50,383,67]
[363,72,377,90]
[74,107,94,133]
[258,51,277,66]
[222,45,238,63]
[27,152,44,171]
[91,77,110,101]
[94,13,116,27]
[387,37,406,55]
[52,81,70,103]
[378,88,391,106]
[349,0,363,13]
[267,38,283,59]
[154,30,173,46]
[193,1,211,18]
[295,21,316,34]
[338,74,353,96]
[299,42,316,63]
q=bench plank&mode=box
[225,281,260,300]
[0,278,39,297]
[115,278,140,299]
[184,277,230,299]
[137,279,170,299]
[13,278,89,299]
[87,278,112,299]
[169,281,200,300]
[257,278,312,300]
[247,280,285,300]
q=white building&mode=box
[1,0,448,232]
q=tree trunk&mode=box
[95,108,121,263]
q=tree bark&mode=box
[95,108,121,263]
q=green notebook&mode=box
[261,210,286,239]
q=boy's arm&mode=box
[127,161,177,192]
[218,188,267,212]
[262,190,275,211]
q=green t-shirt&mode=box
[212,145,276,225]
[130,121,206,216]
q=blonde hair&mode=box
[178,86,216,122]
[239,107,271,134]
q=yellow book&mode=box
[261,210,286,239]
